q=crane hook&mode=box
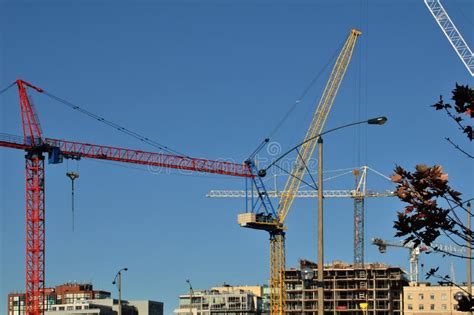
[66,172,79,232]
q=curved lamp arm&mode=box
[258,116,387,177]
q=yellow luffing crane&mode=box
[238,29,361,315]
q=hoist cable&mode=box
[42,91,189,157]
[248,41,347,165]
[0,82,15,95]
[273,164,317,191]
[247,138,270,161]
[71,179,75,232]
[267,40,346,139]
[295,147,318,190]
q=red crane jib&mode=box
[0,136,254,178]
[3,79,253,315]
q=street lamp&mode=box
[257,117,387,178]
[186,279,194,315]
[467,202,472,304]
[112,267,128,315]
[257,116,387,315]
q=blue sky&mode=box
[1,0,473,314]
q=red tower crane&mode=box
[1,80,254,315]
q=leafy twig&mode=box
[446,137,474,159]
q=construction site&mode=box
[285,260,406,314]
[1,1,473,315]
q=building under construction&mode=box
[285,260,408,315]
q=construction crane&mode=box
[236,29,361,315]
[424,0,474,76]
[0,80,254,315]
[371,237,467,285]
[208,166,394,265]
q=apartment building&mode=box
[174,284,265,315]
[46,301,116,315]
[8,288,57,315]
[45,299,163,315]
[55,283,110,304]
[403,283,468,314]
[7,282,110,315]
[285,260,408,315]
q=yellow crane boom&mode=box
[272,29,361,315]
[278,28,361,224]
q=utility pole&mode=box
[186,279,194,315]
[113,268,128,315]
[118,272,122,315]
[468,202,472,311]
[317,137,324,315]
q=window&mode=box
[441,304,447,310]
[58,307,65,311]
[76,306,82,310]
[430,304,435,310]
[407,293,413,300]
[67,306,73,310]
[430,293,435,300]
[441,293,447,300]
[407,304,413,310]
[418,293,424,300]
[419,304,424,310]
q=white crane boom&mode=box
[425,0,474,76]
[206,189,393,199]
[372,237,467,285]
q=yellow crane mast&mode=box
[237,29,361,315]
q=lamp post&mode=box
[113,267,128,315]
[317,137,324,315]
[468,202,472,307]
[186,279,194,315]
[315,118,386,315]
[258,116,387,315]
[257,117,387,177]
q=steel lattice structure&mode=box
[209,166,394,267]
[425,0,474,76]
[235,29,362,315]
[206,189,394,199]
[372,237,467,285]
[1,80,253,315]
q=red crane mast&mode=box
[1,80,253,315]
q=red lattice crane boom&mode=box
[1,80,253,315]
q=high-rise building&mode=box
[285,260,408,315]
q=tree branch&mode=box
[446,137,474,159]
